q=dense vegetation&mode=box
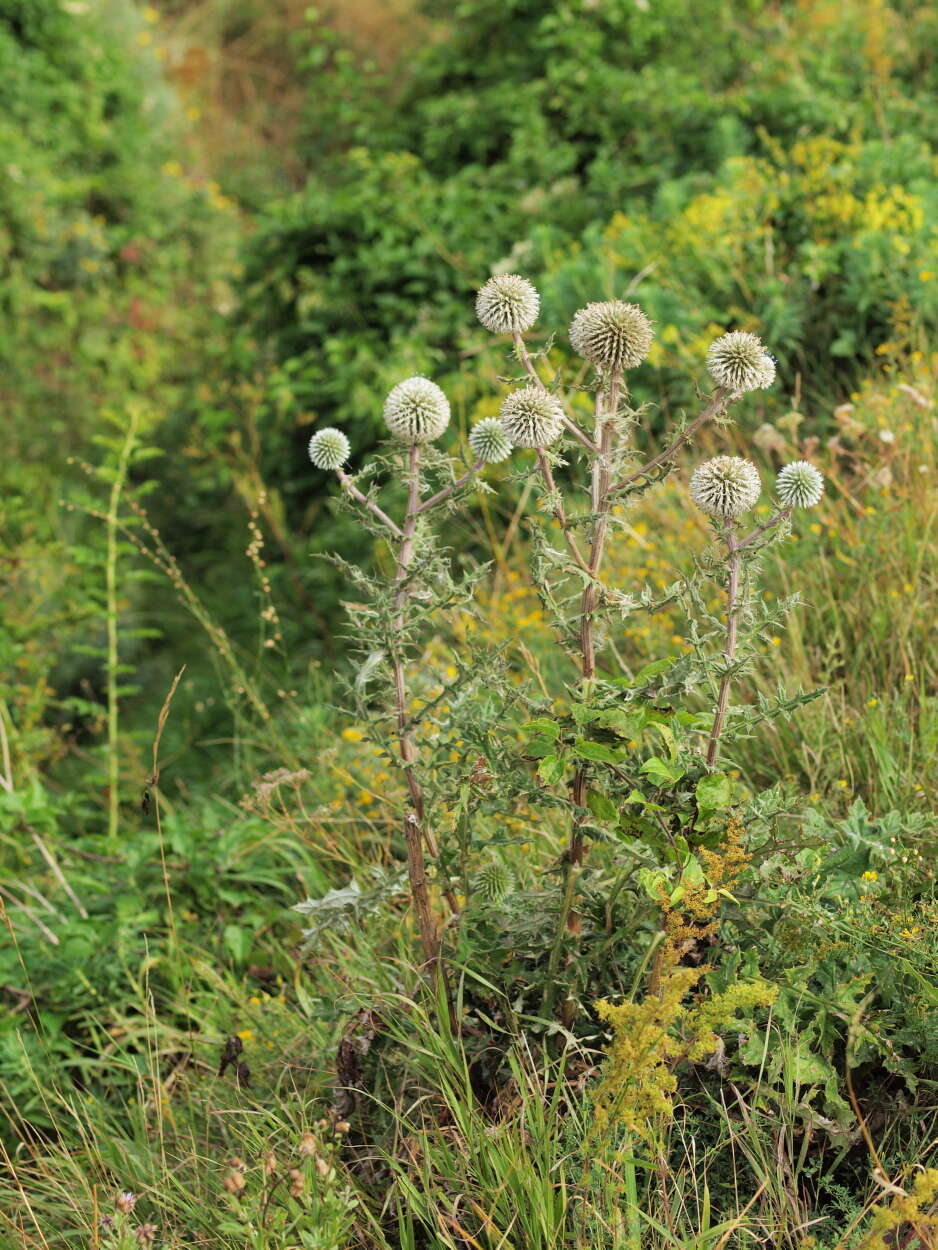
[1,2,936,1247]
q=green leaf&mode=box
[520,718,560,740]
[523,737,556,759]
[633,658,676,685]
[572,739,622,764]
[587,792,619,823]
[695,772,731,821]
[640,756,685,787]
[538,754,566,784]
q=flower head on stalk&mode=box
[690,456,761,518]
[499,386,564,448]
[384,377,450,444]
[476,273,540,334]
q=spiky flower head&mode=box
[308,427,350,471]
[383,376,450,444]
[569,300,654,371]
[707,331,775,395]
[499,386,564,448]
[469,417,513,464]
[116,1194,137,1214]
[690,456,761,518]
[776,460,824,508]
[474,861,514,903]
[475,273,540,334]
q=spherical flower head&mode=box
[707,331,775,395]
[499,386,564,448]
[475,273,540,334]
[308,427,350,471]
[569,300,654,371]
[776,460,824,508]
[383,376,450,444]
[116,1193,136,1214]
[468,416,513,464]
[690,456,761,518]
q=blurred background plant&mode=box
[1,0,936,1246]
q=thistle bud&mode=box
[475,273,540,334]
[308,427,350,471]
[569,300,653,371]
[468,417,513,464]
[383,376,451,444]
[776,460,824,508]
[499,386,564,448]
[690,456,761,518]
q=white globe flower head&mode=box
[383,376,451,444]
[475,273,540,335]
[308,427,350,471]
[776,460,824,508]
[499,386,564,448]
[690,456,762,518]
[707,331,775,395]
[468,417,513,464]
[569,300,654,371]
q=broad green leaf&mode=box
[572,739,621,764]
[538,754,566,784]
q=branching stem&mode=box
[611,388,729,495]
[416,459,485,514]
[336,469,404,538]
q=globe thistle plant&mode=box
[690,456,762,518]
[499,386,565,448]
[776,460,824,508]
[469,417,513,464]
[384,376,451,444]
[308,427,351,471]
[569,300,654,372]
[476,273,540,335]
[707,331,775,396]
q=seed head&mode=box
[133,1226,158,1247]
[707,331,775,395]
[499,386,564,448]
[383,376,450,444]
[469,417,513,464]
[690,456,761,518]
[476,273,540,334]
[308,427,350,471]
[776,460,824,508]
[569,300,654,371]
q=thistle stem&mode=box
[569,375,621,877]
[390,446,459,973]
[737,507,792,550]
[416,459,485,514]
[336,469,404,538]
[534,449,592,575]
[706,519,741,768]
